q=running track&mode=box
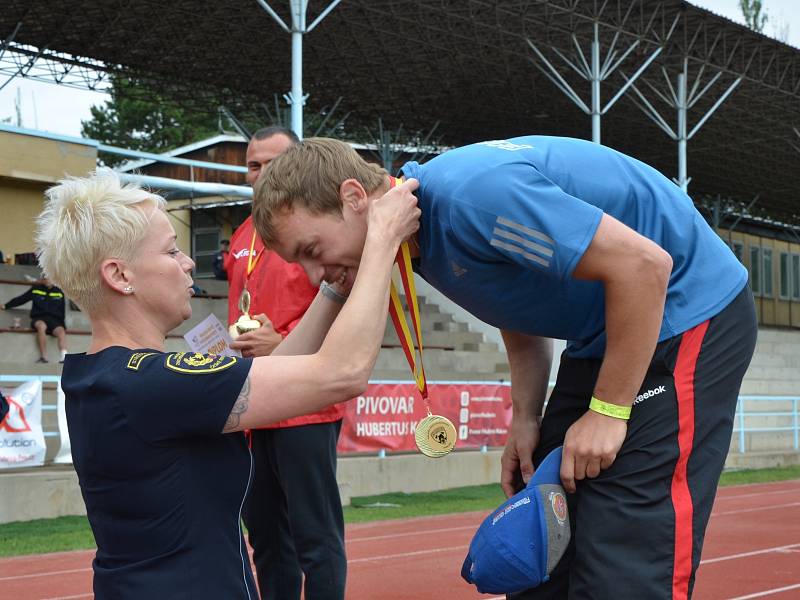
[1,480,799,599]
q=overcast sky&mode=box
[0,0,797,138]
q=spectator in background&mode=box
[0,389,8,423]
[1,277,68,363]
[225,126,347,600]
[212,239,230,280]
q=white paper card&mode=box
[183,313,241,357]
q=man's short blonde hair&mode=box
[36,169,165,312]
[252,137,386,245]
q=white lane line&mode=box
[349,545,467,564]
[712,501,800,517]
[0,567,89,582]
[348,525,475,543]
[40,595,93,600]
[726,582,800,599]
[0,549,95,563]
[716,487,800,502]
[701,543,800,565]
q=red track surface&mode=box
[1,480,799,599]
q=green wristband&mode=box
[589,396,632,420]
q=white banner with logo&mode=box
[53,381,72,464]
[0,380,46,468]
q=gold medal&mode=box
[386,177,457,459]
[415,413,457,458]
[231,288,261,338]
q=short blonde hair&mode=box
[36,169,165,312]
[253,137,386,245]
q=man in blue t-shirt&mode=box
[253,136,757,599]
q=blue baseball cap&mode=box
[461,446,571,594]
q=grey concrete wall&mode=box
[0,451,503,524]
[3,448,799,524]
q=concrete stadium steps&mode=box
[2,264,510,380]
[50,297,231,334]
[0,330,193,364]
[730,432,798,454]
[374,347,507,376]
[739,327,800,395]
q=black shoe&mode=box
[36,357,49,364]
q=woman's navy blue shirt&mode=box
[61,347,257,599]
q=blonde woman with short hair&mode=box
[37,169,420,599]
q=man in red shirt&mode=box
[226,126,347,599]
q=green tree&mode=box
[81,75,220,166]
[739,0,768,33]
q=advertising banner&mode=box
[0,380,46,468]
[53,381,72,464]
[337,381,512,453]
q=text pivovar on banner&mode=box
[337,382,512,453]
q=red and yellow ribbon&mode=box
[387,176,430,412]
[246,229,263,279]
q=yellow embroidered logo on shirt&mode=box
[126,352,158,371]
[164,352,237,374]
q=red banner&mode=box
[337,382,512,453]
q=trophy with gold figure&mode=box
[229,288,262,339]
[229,231,264,340]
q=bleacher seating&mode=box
[0,263,511,463]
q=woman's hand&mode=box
[367,178,421,247]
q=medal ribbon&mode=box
[239,229,264,318]
[246,229,263,279]
[386,176,431,415]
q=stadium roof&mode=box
[1,1,799,226]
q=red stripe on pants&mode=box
[671,321,709,599]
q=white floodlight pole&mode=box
[256,0,342,139]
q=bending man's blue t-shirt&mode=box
[401,136,747,358]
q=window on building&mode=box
[749,246,761,295]
[731,241,744,263]
[792,254,800,300]
[762,248,773,298]
[780,252,791,299]
[193,228,220,277]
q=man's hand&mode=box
[500,417,541,498]
[229,314,282,357]
[560,410,628,493]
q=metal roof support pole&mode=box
[677,67,688,192]
[790,126,800,154]
[527,21,665,145]
[727,194,761,234]
[622,58,741,192]
[289,2,305,138]
[590,23,601,143]
[257,0,342,139]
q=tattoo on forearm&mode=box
[223,376,250,433]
